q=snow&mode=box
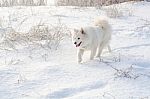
[0,1,150,99]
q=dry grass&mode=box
[0,20,70,50]
[102,2,134,18]
[103,5,123,18]
[56,0,142,6]
[27,23,64,49]
[0,0,47,7]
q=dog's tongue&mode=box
[76,43,80,47]
[76,42,82,47]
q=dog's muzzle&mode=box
[75,41,82,47]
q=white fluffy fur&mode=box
[72,17,112,63]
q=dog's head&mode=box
[72,28,87,48]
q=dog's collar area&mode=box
[76,41,82,47]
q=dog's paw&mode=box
[90,56,94,60]
[96,55,103,60]
[78,59,82,63]
[95,56,103,62]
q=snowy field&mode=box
[0,1,150,99]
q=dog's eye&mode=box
[78,38,80,40]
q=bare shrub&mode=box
[27,24,64,49]
[0,19,69,50]
[103,62,139,79]
[102,2,134,18]
[56,0,142,6]
[0,0,47,7]
[0,27,29,51]
[0,27,18,50]
[135,19,150,37]
[27,18,70,50]
[103,5,123,18]
[113,65,139,79]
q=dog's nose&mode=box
[74,42,77,45]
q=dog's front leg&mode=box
[78,49,84,63]
[96,43,105,58]
[107,45,111,52]
[90,48,96,60]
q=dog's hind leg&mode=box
[78,49,84,63]
[108,45,111,53]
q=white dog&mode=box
[72,17,112,63]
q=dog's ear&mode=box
[81,28,85,34]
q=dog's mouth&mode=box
[76,41,82,47]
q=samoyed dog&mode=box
[72,17,112,63]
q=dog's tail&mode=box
[94,16,111,33]
[94,16,111,40]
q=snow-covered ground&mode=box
[0,1,150,99]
